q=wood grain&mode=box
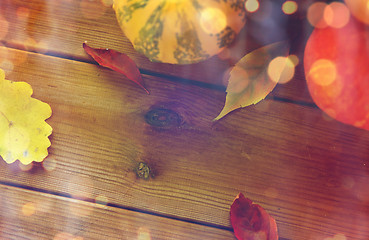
[0,185,235,240]
[0,47,368,239]
[0,0,313,104]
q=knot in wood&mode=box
[144,108,181,128]
[136,162,151,180]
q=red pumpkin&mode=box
[304,15,369,130]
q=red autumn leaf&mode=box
[83,43,149,94]
[230,193,278,240]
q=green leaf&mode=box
[214,42,289,121]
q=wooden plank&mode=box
[0,0,314,103]
[0,184,235,239]
[0,47,369,239]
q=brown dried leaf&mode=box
[214,42,289,121]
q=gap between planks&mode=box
[0,184,234,240]
[0,181,292,240]
[0,41,317,109]
[0,180,233,232]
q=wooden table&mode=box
[0,0,368,239]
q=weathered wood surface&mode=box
[1,0,369,239]
[0,0,313,103]
[0,185,235,240]
[0,46,368,239]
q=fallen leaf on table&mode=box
[0,69,52,165]
[230,193,278,240]
[83,42,149,94]
[214,42,289,121]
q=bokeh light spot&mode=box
[100,0,113,7]
[356,180,369,202]
[72,237,84,240]
[12,49,29,66]
[24,37,38,51]
[200,8,227,35]
[137,227,151,240]
[228,66,251,93]
[36,40,50,54]
[22,202,36,216]
[0,45,9,61]
[354,119,366,127]
[324,233,347,240]
[268,56,295,84]
[308,59,337,86]
[53,232,75,240]
[18,161,33,171]
[342,176,355,190]
[323,3,334,26]
[282,1,298,15]
[288,54,299,66]
[245,0,259,13]
[325,76,343,98]
[95,195,109,208]
[307,2,328,28]
[42,157,57,171]
[0,60,14,74]
[324,2,350,28]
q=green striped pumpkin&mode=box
[113,0,246,64]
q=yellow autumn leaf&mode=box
[0,69,52,165]
[214,42,290,121]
